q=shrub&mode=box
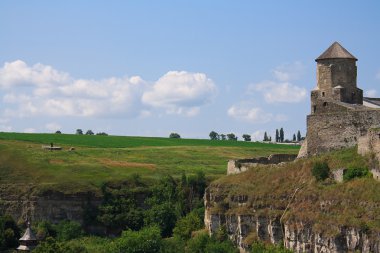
[343,167,369,181]
[55,220,84,242]
[312,161,329,181]
[115,226,162,253]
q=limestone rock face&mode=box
[0,184,101,225]
[204,185,380,253]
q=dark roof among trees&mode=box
[316,41,357,61]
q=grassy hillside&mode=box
[0,132,299,193]
[210,147,380,233]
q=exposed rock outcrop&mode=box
[204,182,380,253]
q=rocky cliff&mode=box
[205,150,380,253]
[0,184,101,225]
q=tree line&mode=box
[263,128,302,143]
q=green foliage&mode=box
[251,241,293,253]
[98,184,145,232]
[173,211,203,240]
[85,130,94,135]
[34,237,88,253]
[115,226,162,253]
[186,231,238,253]
[209,131,219,140]
[169,132,181,138]
[263,132,268,141]
[297,130,301,142]
[242,134,251,142]
[55,220,84,242]
[312,161,330,181]
[144,202,177,237]
[343,167,370,181]
[161,237,186,253]
[0,215,20,250]
[76,129,83,135]
[227,133,237,141]
[36,220,57,239]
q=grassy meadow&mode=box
[0,132,299,193]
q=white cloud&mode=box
[250,81,307,103]
[365,89,377,97]
[142,71,217,116]
[23,128,36,133]
[45,122,62,132]
[248,62,306,104]
[0,61,216,119]
[0,60,70,89]
[272,61,304,82]
[227,103,287,124]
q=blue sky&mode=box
[1,1,380,140]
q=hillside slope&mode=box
[205,148,380,252]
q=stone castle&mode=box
[298,42,380,157]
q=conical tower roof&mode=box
[316,42,357,61]
[19,222,37,241]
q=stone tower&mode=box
[298,42,380,157]
[311,42,363,115]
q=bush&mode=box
[55,220,84,242]
[169,133,181,138]
[173,211,202,240]
[343,167,369,181]
[115,226,162,253]
[312,161,329,181]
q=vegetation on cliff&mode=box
[208,147,380,236]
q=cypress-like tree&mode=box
[297,130,302,142]
[293,134,296,142]
[263,132,268,141]
[275,129,279,142]
[280,128,284,143]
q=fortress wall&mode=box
[306,110,380,155]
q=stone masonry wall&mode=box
[306,109,380,156]
[227,154,297,175]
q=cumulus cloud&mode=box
[227,103,287,123]
[142,71,217,116]
[272,61,304,82]
[365,89,377,97]
[249,62,306,104]
[250,80,307,103]
[0,60,216,119]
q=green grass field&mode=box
[0,132,299,193]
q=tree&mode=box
[268,136,272,142]
[293,134,296,142]
[173,211,202,240]
[280,128,284,143]
[76,129,83,135]
[209,131,219,140]
[220,134,226,140]
[85,130,94,135]
[297,130,302,142]
[242,134,251,142]
[275,129,279,142]
[226,133,237,141]
[116,226,162,253]
[96,132,108,136]
[169,133,181,139]
[263,132,268,141]
[55,130,61,134]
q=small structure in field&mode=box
[42,142,62,150]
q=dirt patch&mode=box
[49,159,65,164]
[98,159,156,170]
